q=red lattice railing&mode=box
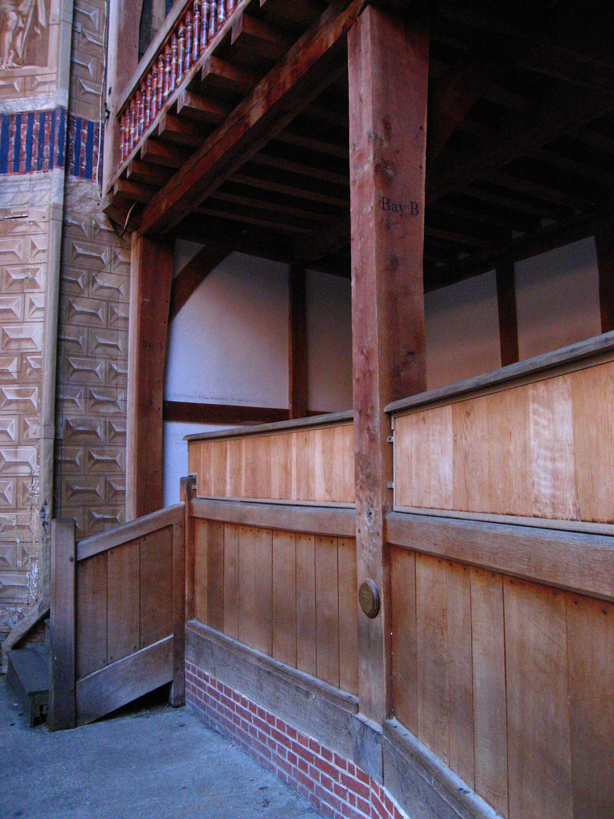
[119,0,237,163]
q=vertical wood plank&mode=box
[504,577,572,819]
[295,429,315,502]
[296,533,316,676]
[471,567,508,818]
[76,553,108,679]
[140,527,173,647]
[255,435,272,500]
[182,476,197,623]
[394,406,454,510]
[528,376,577,520]
[452,388,530,516]
[194,519,208,624]
[338,537,358,696]
[252,527,273,655]
[49,520,76,731]
[227,438,243,498]
[349,4,429,721]
[223,524,239,639]
[572,362,614,523]
[238,526,257,649]
[446,562,474,789]
[170,515,186,707]
[567,593,614,819]
[270,432,293,501]
[199,442,213,497]
[390,546,418,734]
[339,424,355,504]
[316,536,340,688]
[416,555,449,765]
[207,520,225,631]
[272,531,297,667]
[107,540,140,664]
[211,440,229,497]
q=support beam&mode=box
[127,236,174,520]
[289,265,308,419]
[169,244,233,322]
[138,1,365,236]
[163,401,290,425]
[348,5,428,724]
[596,217,614,333]
[496,260,519,367]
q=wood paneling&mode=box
[139,527,174,648]
[189,423,354,504]
[107,540,140,663]
[504,578,572,819]
[394,359,614,524]
[76,553,108,679]
[191,518,358,696]
[391,549,614,819]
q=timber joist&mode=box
[104,0,614,293]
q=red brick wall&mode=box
[185,661,406,819]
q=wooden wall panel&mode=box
[338,538,358,697]
[223,524,239,640]
[470,568,508,818]
[107,540,140,664]
[194,520,209,624]
[295,533,317,676]
[272,532,297,667]
[76,553,108,679]
[238,526,258,650]
[390,547,418,735]
[252,528,273,656]
[139,527,173,648]
[394,360,614,524]
[504,578,572,819]
[392,547,614,819]
[207,521,225,632]
[567,593,614,819]
[315,536,340,688]
[188,423,355,505]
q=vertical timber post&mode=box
[496,259,520,366]
[126,234,174,519]
[182,475,197,624]
[49,519,76,731]
[289,264,308,419]
[348,5,428,724]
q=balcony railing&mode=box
[117,0,239,166]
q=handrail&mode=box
[385,330,614,415]
[184,409,354,442]
[77,503,184,562]
[118,0,243,164]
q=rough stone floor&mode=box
[0,676,325,819]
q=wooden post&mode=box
[170,483,189,706]
[126,235,175,519]
[348,5,428,725]
[595,217,614,333]
[182,475,197,625]
[496,259,520,366]
[49,519,76,731]
[289,264,308,419]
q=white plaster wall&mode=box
[515,236,600,360]
[425,270,501,390]
[306,269,353,413]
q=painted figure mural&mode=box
[0,0,47,68]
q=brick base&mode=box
[185,661,406,819]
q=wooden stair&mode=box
[6,623,50,727]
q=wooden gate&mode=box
[49,500,186,730]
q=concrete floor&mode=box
[0,677,325,819]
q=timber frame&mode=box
[96,2,614,817]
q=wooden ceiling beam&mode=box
[210,190,336,223]
[232,170,350,208]
[427,87,614,204]
[138,1,365,237]
[140,139,190,169]
[200,56,261,95]
[294,214,351,261]
[483,169,596,213]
